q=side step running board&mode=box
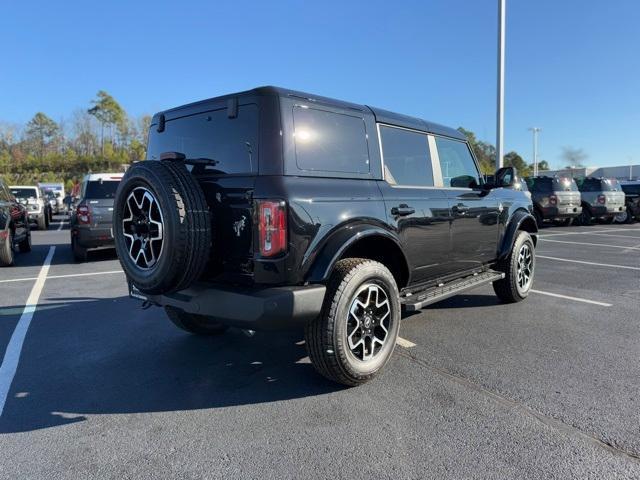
[400,270,505,312]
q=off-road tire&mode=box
[578,206,592,226]
[305,258,401,387]
[0,230,15,267]
[18,227,31,253]
[72,236,88,262]
[165,306,229,335]
[37,214,47,230]
[113,160,211,295]
[493,231,535,303]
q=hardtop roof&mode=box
[152,86,466,141]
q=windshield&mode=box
[10,187,38,200]
[85,180,120,199]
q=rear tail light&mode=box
[549,194,557,206]
[77,205,91,224]
[257,200,287,257]
[597,195,606,205]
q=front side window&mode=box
[293,106,370,174]
[435,137,480,188]
[147,104,258,174]
[379,126,433,186]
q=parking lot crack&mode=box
[396,348,640,464]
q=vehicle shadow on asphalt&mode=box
[11,243,118,268]
[0,296,342,434]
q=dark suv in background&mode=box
[113,86,537,386]
[617,181,640,223]
[70,173,123,261]
[525,176,581,226]
[0,178,31,266]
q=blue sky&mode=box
[1,0,638,169]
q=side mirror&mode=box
[494,166,517,188]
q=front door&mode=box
[434,136,500,271]
[377,125,453,284]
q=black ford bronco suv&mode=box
[113,87,537,386]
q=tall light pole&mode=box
[496,0,506,168]
[529,127,541,176]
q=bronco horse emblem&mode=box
[233,215,247,237]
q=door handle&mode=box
[452,204,469,214]
[391,204,415,217]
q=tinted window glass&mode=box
[85,180,120,199]
[435,137,480,188]
[556,177,579,191]
[577,178,602,192]
[293,106,370,174]
[147,104,258,174]
[622,184,640,195]
[380,126,433,186]
[10,187,38,200]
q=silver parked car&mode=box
[575,177,626,225]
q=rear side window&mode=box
[435,137,480,188]
[85,181,120,199]
[147,104,258,174]
[292,106,370,174]
[380,126,433,186]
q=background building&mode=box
[540,164,640,181]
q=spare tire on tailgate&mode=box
[113,160,211,295]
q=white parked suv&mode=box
[9,185,50,230]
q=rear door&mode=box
[435,136,500,271]
[552,177,581,213]
[84,179,121,229]
[377,124,452,284]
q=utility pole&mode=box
[496,0,506,168]
[529,127,541,176]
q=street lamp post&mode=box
[529,127,541,176]
[496,0,506,169]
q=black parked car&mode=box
[113,86,537,386]
[525,176,582,226]
[0,178,31,266]
[70,173,123,262]
[616,181,640,223]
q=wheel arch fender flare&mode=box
[499,209,538,261]
[305,224,411,287]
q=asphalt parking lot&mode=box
[0,218,639,479]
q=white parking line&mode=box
[586,232,640,239]
[57,221,65,231]
[0,270,124,284]
[0,246,55,416]
[540,228,640,238]
[537,255,640,271]
[396,337,417,348]
[531,289,612,307]
[538,238,640,250]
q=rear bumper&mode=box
[591,205,625,216]
[542,205,582,219]
[137,282,326,331]
[73,226,115,248]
